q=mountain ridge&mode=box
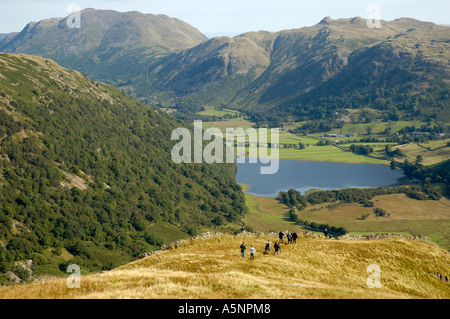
[144,16,449,124]
[2,10,448,123]
[0,231,448,298]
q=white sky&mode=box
[1,0,449,36]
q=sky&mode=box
[1,0,449,36]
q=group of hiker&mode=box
[278,230,298,244]
[239,231,301,259]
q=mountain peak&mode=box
[349,16,366,24]
[319,16,333,25]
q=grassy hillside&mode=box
[0,232,448,298]
[147,34,272,108]
[391,140,450,166]
[241,186,306,234]
[0,53,246,282]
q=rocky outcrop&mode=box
[5,271,21,284]
[5,259,34,283]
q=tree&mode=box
[373,208,389,217]
[416,154,423,163]
[384,128,392,136]
[359,213,370,220]
[288,207,299,223]
[390,160,398,169]
[212,216,225,226]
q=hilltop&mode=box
[0,232,448,298]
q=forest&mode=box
[0,54,247,282]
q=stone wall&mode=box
[337,233,436,245]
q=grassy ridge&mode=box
[0,233,448,298]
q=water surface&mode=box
[235,159,407,197]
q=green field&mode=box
[278,145,385,163]
[297,193,450,250]
[241,185,320,234]
[198,112,448,166]
[201,122,387,164]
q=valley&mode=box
[0,7,449,299]
[199,107,449,164]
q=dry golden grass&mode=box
[303,194,450,223]
[1,233,449,299]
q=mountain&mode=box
[278,18,450,123]
[2,13,448,124]
[0,232,449,298]
[0,53,246,281]
[147,17,450,123]
[0,33,18,46]
[146,32,274,109]
[0,9,208,104]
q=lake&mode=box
[235,159,407,197]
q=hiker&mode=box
[292,231,298,243]
[287,232,292,244]
[240,242,246,258]
[274,241,281,256]
[324,228,328,238]
[264,240,271,254]
[250,245,256,260]
[278,231,284,243]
